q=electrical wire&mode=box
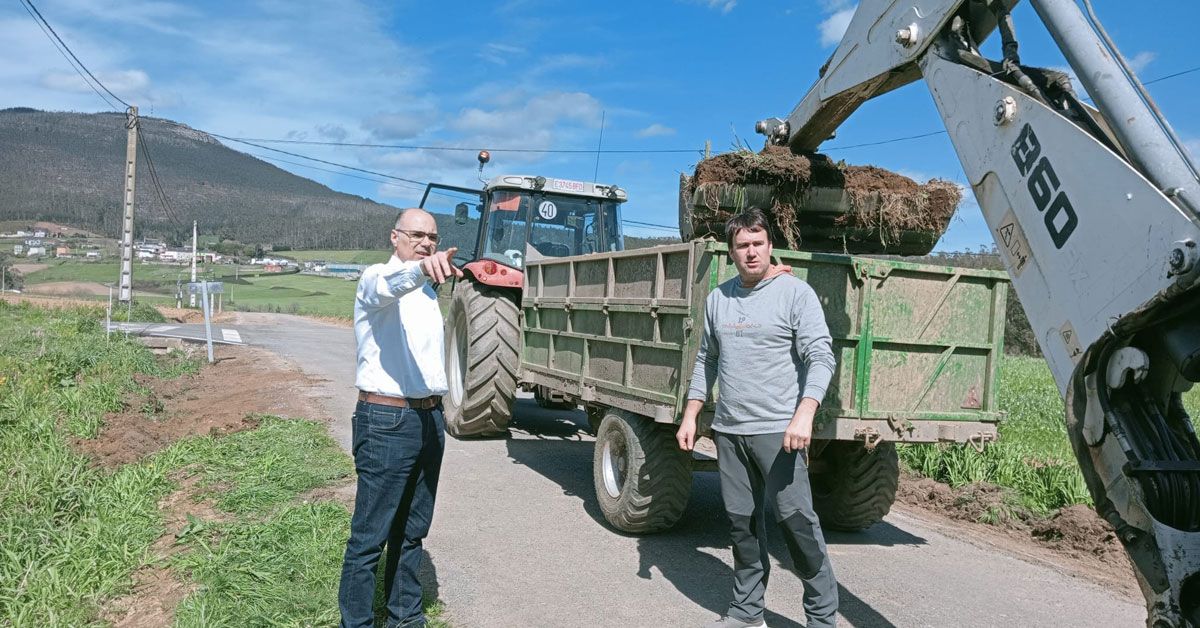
[18,0,118,110]
[137,132,185,228]
[19,0,130,109]
[222,137,703,155]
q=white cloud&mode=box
[40,68,149,95]
[687,0,737,14]
[1185,139,1200,160]
[363,110,440,141]
[819,6,856,48]
[533,53,607,75]
[1128,51,1156,75]
[637,123,676,138]
[479,42,525,66]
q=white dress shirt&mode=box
[354,255,447,398]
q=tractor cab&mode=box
[420,174,627,288]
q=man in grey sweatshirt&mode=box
[678,208,839,628]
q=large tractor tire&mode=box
[810,440,900,531]
[593,409,692,533]
[442,280,520,438]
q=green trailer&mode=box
[515,239,1009,533]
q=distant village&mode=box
[1,224,365,279]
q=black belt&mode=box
[358,391,441,409]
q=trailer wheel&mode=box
[810,440,899,531]
[443,280,520,438]
[593,409,692,533]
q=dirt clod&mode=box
[682,147,960,254]
[897,472,1137,598]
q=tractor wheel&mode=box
[593,409,692,533]
[810,440,899,531]
[442,280,520,438]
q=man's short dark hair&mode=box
[725,207,773,248]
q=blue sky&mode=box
[4,0,1198,248]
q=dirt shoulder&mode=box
[895,472,1139,600]
[75,344,325,467]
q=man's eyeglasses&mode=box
[394,229,440,244]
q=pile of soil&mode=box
[73,345,323,467]
[897,472,1136,596]
[680,146,961,255]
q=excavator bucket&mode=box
[679,147,960,255]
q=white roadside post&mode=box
[201,280,214,363]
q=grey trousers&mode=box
[715,431,838,627]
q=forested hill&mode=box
[0,108,421,249]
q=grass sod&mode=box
[900,356,1200,515]
[0,303,446,625]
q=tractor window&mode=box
[482,191,530,269]
[528,195,600,259]
[602,200,623,252]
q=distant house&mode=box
[32,229,47,238]
[27,246,46,257]
[55,246,71,258]
[136,250,157,260]
[13,244,24,255]
[24,238,41,247]
[264,263,284,273]
[159,249,194,263]
[85,251,102,261]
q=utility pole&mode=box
[189,220,197,307]
[118,106,138,303]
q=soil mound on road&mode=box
[681,146,960,254]
[897,472,1135,597]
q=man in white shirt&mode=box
[339,208,462,628]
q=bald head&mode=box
[394,207,434,230]
[390,207,439,262]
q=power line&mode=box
[18,0,118,110]
[247,152,427,192]
[209,133,430,187]
[1144,65,1200,86]
[224,136,703,155]
[622,219,679,230]
[20,0,130,109]
[137,132,185,229]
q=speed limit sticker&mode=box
[538,201,558,220]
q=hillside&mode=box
[0,108,464,250]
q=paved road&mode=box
[108,321,245,345]
[237,312,1143,628]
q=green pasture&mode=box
[901,356,1200,515]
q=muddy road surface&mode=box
[235,311,1142,628]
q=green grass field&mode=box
[283,249,390,264]
[0,303,446,626]
[18,259,361,318]
[901,356,1200,514]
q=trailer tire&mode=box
[593,409,692,533]
[810,440,899,531]
[443,280,520,438]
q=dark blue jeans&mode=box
[339,400,445,628]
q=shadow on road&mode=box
[505,401,919,627]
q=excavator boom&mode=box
[757,0,1200,624]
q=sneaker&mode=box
[702,617,767,628]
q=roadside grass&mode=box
[900,355,1200,515]
[0,303,198,624]
[1,303,447,626]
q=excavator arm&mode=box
[756,0,1200,625]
